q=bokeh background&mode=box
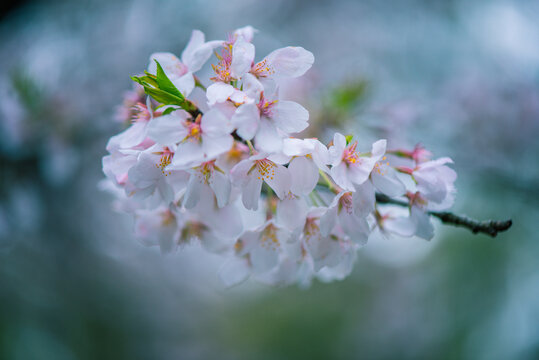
[1,0,538,359]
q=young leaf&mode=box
[161,107,177,116]
[154,60,185,101]
[131,60,198,113]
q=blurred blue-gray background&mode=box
[1,0,538,359]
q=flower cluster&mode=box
[102,27,457,287]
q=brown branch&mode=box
[375,193,512,237]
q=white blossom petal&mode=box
[181,30,218,72]
[231,37,255,78]
[231,102,260,140]
[242,73,264,99]
[329,133,346,167]
[320,206,338,237]
[411,206,434,240]
[201,108,233,135]
[383,214,416,237]
[272,100,309,134]
[276,196,308,231]
[352,181,375,218]
[289,156,319,196]
[233,26,257,42]
[183,174,203,209]
[251,244,279,274]
[148,52,186,78]
[172,72,195,97]
[106,121,148,151]
[338,212,369,245]
[171,141,204,168]
[206,83,235,105]
[330,163,354,191]
[264,164,291,199]
[371,166,406,197]
[242,176,263,210]
[201,133,234,160]
[209,170,231,208]
[255,119,283,153]
[264,46,314,78]
[147,112,189,146]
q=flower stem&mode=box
[319,170,338,193]
[246,140,255,154]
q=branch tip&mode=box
[375,193,512,237]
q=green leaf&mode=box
[345,135,354,144]
[131,60,198,113]
[161,107,177,116]
[154,60,185,101]
[144,87,184,106]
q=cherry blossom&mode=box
[329,133,387,191]
[107,102,154,152]
[320,191,370,245]
[102,26,464,287]
[148,108,234,168]
[230,152,291,210]
[126,146,188,207]
[412,157,457,210]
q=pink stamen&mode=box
[211,43,234,83]
[342,142,359,165]
[131,103,151,123]
[251,59,275,78]
[257,92,278,117]
[185,120,202,141]
[154,147,174,175]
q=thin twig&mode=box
[375,193,512,237]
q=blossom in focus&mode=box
[230,152,291,210]
[148,109,234,168]
[329,133,387,191]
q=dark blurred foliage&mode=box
[0,0,28,21]
[0,0,538,359]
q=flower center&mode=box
[407,191,428,207]
[372,156,388,175]
[339,192,354,214]
[154,147,174,175]
[261,224,280,250]
[251,59,275,78]
[234,239,244,254]
[185,120,202,141]
[195,161,217,184]
[226,142,249,163]
[254,159,276,180]
[160,209,176,226]
[257,93,278,117]
[343,142,359,165]
[180,221,207,245]
[304,218,321,241]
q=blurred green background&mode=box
[1,0,538,359]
